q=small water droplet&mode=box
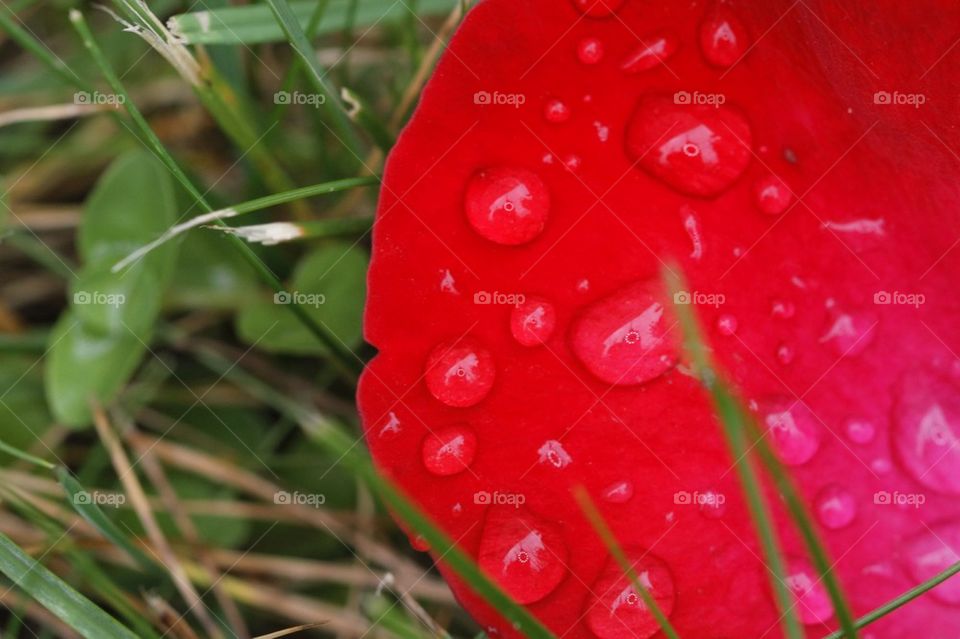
[421,425,477,476]
[815,485,857,530]
[755,175,793,215]
[571,0,627,17]
[563,154,582,172]
[570,279,678,386]
[760,398,822,465]
[465,167,550,245]
[776,342,796,365]
[903,522,960,605]
[893,370,960,494]
[593,120,610,143]
[771,299,796,319]
[425,340,496,407]
[577,37,604,64]
[845,418,876,444]
[682,206,704,260]
[716,314,738,336]
[820,311,877,357]
[537,440,573,469]
[478,507,567,604]
[544,99,571,124]
[510,297,557,346]
[872,458,892,474]
[586,552,676,639]
[577,279,591,292]
[620,32,678,73]
[699,4,749,68]
[411,534,430,552]
[602,480,634,503]
[786,557,834,624]
[378,411,402,437]
[439,269,459,294]
[698,489,727,519]
[626,94,752,197]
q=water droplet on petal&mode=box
[786,557,834,624]
[716,314,738,336]
[577,37,604,64]
[411,534,430,552]
[845,418,876,444]
[760,398,822,465]
[699,4,749,68]
[776,342,796,365]
[378,411,402,437]
[682,206,704,260]
[893,370,960,494]
[510,297,557,346]
[593,120,610,143]
[815,485,857,530]
[602,480,634,503]
[771,299,796,319]
[620,32,678,73]
[421,425,477,476]
[563,154,582,172]
[698,489,727,519]
[544,99,571,124]
[425,340,496,407]
[537,440,573,469]
[570,279,678,386]
[478,507,567,604]
[465,167,550,245]
[439,268,460,294]
[755,175,793,215]
[872,458,892,474]
[819,311,877,357]
[626,94,752,197]
[903,522,960,605]
[586,552,676,639]
[571,0,627,18]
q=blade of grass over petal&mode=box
[573,486,681,639]
[822,561,960,639]
[664,266,805,639]
[69,9,363,381]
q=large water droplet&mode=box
[425,340,496,407]
[815,485,857,530]
[421,425,477,476]
[699,4,749,68]
[586,552,676,639]
[571,0,626,17]
[620,32,678,73]
[626,94,752,197]
[477,507,568,604]
[903,522,960,605]
[819,310,877,357]
[465,167,550,245]
[755,175,793,215]
[510,297,557,346]
[893,370,960,495]
[760,398,822,465]
[544,99,571,124]
[577,37,604,64]
[570,279,678,386]
[786,557,834,624]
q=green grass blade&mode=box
[0,532,140,639]
[664,267,804,639]
[822,561,960,638]
[0,438,55,469]
[170,0,458,45]
[573,486,681,639]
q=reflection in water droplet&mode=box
[439,269,459,294]
[771,299,796,319]
[760,398,822,465]
[587,552,676,639]
[787,557,834,624]
[755,175,793,215]
[893,370,960,494]
[510,297,557,346]
[477,507,568,604]
[682,206,704,260]
[563,154,583,172]
[776,342,796,365]
[716,314,738,336]
[602,480,634,503]
[903,522,960,605]
[465,167,550,245]
[425,340,495,407]
[421,425,477,476]
[820,311,877,357]
[578,37,604,64]
[815,485,856,530]
[698,489,727,519]
[845,418,876,444]
[570,279,677,386]
[699,5,749,68]
[620,32,678,73]
[537,440,573,469]
[544,99,571,124]
[626,94,752,197]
